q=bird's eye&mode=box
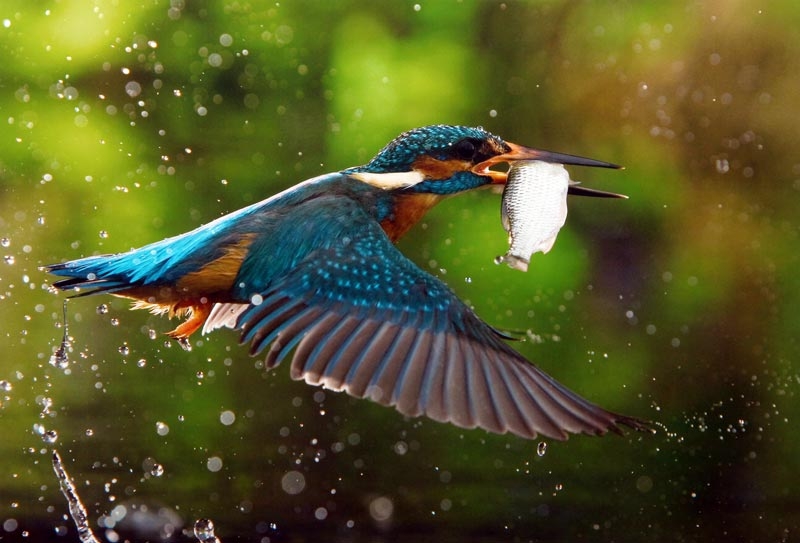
[451,138,478,161]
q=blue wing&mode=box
[227,196,647,440]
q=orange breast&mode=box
[380,193,442,242]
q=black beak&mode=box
[471,142,627,198]
[568,182,628,199]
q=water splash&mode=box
[176,337,192,351]
[52,450,101,543]
[49,300,72,369]
[193,518,221,543]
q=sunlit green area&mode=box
[1,1,798,541]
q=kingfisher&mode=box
[44,125,650,440]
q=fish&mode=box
[495,160,570,272]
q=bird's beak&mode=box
[472,142,627,198]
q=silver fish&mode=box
[496,160,570,272]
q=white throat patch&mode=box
[349,171,425,190]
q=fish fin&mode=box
[495,253,529,272]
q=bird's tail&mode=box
[43,254,141,296]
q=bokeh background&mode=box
[1,1,798,541]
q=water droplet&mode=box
[206,456,223,472]
[137,358,147,368]
[537,442,547,457]
[38,396,54,414]
[148,328,158,340]
[43,429,59,444]
[125,81,142,98]
[37,215,45,225]
[715,158,730,174]
[0,238,9,248]
[368,496,394,522]
[118,343,130,356]
[0,380,11,392]
[85,428,94,437]
[150,463,165,477]
[4,255,15,265]
[281,470,305,495]
[177,337,192,351]
[219,410,235,426]
[393,441,408,455]
[98,230,109,239]
[49,345,70,369]
[96,304,109,315]
[193,518,219,542]
[155,421,169,436]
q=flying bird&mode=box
[44,125,649,440]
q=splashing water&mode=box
[193,518,221,543]
[49,300,72,369]
[52,450,101,543]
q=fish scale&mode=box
[496,160,570,272]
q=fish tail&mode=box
[494,253,530,272]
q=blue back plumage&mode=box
[46,173,350,292]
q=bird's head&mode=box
[346,124,624,197]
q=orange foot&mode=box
[166,303,213,340]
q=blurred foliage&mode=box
[1,1,799,541]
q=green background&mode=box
[1,1,798,541]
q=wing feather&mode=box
[417,327,447,421]
[332,318,385,392]
[291,313,346,379]
[265,307,328,368]
[312,317,365,387]
[392,328,434,418]
[341,321,400,398]
[229,195,649,440]
[442,332,475,429]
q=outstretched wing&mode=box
[227,196,648,440]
